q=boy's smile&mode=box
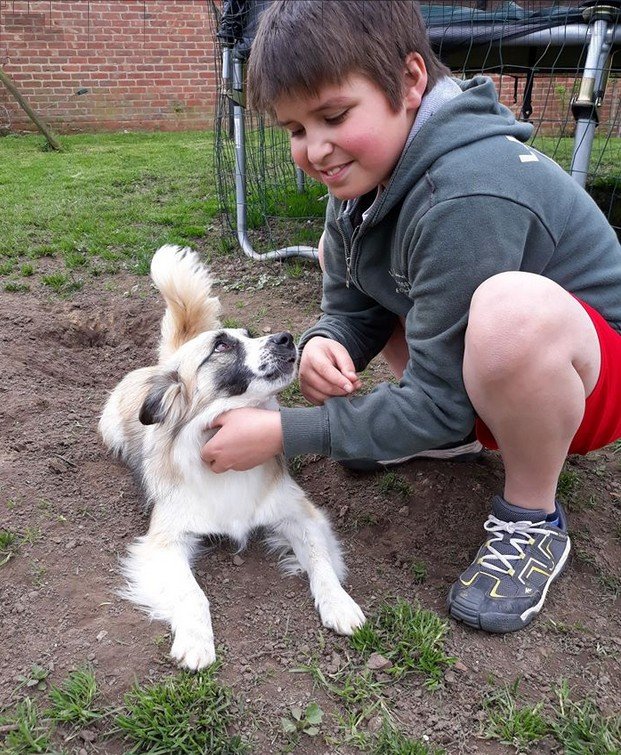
[275,59,427,201]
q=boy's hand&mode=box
[201,408,283,473]
[299,336,362,405]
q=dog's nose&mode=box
[268,332,294,348]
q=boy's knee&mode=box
[465,272,564,374]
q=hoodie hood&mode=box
[372,76,534,222]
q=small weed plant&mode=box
[377,472,413,498]
[281,701,324,738]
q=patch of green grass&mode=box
[482,679,549,750]
[46,666,102,727]
[41,272,83,296]
[350,599,454,688]
[376,472,413,498]
[0,132,218,278]
[551,680,621,753]
[410,559,428,584]
[4,281,30,292]
[480,678,621,753]
[114,668,248,755]
[0,529,20,566]
[532,135,620,188]
[0,698,51,755]
[373,719,445,754]
[557,466,581,503]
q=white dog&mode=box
[99,245,365,670]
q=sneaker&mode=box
[340,430,483,472]
[447,495,571,633]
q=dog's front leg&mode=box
[270,494,365,635]
[120,533,216,670]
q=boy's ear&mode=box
[403,52,428,112]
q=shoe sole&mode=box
[447,536,571,633]
[339,441,483,473]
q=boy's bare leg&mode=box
[463,271,601,512]
[381,317,409,379]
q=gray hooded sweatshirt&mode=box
[280,76,621,462]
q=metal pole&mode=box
[232,56,317,261]
[570,6,619,186]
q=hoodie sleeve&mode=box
[297,198,398,371]
[281,195,555,460]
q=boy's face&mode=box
[275,57,427,201]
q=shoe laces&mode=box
[478,515,550,575]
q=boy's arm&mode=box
[281,196,555,461]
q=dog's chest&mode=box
[154,466,279,539]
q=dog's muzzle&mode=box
[262,332,297,379]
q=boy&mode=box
[202,0,621,633]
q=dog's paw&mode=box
[170,625,216,670]
[318,589,366,635]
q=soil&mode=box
[1,249,620,754]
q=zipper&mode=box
[336,216,352,288]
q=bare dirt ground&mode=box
[1,248,620,754]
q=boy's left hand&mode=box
[201,408,283,473]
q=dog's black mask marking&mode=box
[214,340,254,397]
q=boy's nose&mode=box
[306,134,333,167]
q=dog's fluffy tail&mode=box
[151,245,221,363]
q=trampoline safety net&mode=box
[212,0,621,260]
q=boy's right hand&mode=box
[299,337,362,405]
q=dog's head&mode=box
[139,328,297,428]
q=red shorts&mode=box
[475,298,621,455]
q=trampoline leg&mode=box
[570,13,614,187]
[231,58,317,262]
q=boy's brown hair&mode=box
[248,0,450,116]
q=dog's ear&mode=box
[139,370,185,425]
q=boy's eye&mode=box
[325,110,348,125]
[290,127,304,138]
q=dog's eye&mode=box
[213,339,233,353]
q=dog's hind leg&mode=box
[120,533,216,670]
[267,491,365,635]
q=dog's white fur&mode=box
[99,245,364,670]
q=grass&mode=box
[373,720,446,754]
[0,529,20,566]
[377,471,414,498]
[46,666,102,727]
[350,599,455,688]
[298,599,455,751]
[532,135,621,188]
[114,667,248,754]
[482,679,549,750]
[0,132,219,282]
[481,678,621,753]
[0,698,51,755]
[1,665,247,754]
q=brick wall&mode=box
[0,0,218,133]
[0,0,618,135]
